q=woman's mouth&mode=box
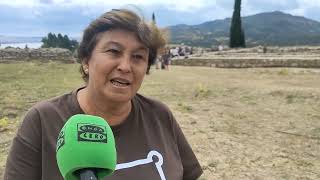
[110,78,131,87]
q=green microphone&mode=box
[56,114,117,180]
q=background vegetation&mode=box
[41,33,79,52]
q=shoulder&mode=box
[17,89,77,145]
[32,90,75,113]
[133,93,172,116]
[19,89,76,132]
[133,94,177,137]
[21,89,74,120]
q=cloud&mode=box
[242,0,300,16]
[289,0,320,21]
[0,5,91,36]
[297,0,320,7]
[0,0,215,12]
[0,0,38,7]
[2,0,319,19]
[1,0,320,36]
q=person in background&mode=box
[162,47,171,70]
[4,8,202,180]
[155,57,160,69]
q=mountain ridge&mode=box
[168,11,320,47]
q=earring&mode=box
[83,64,89,74]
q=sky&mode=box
[1,0,320,37]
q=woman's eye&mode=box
[132,54,145,61]
[106,49,120,55]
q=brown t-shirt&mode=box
[4,87,202,180]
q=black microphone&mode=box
[78,169,97,180]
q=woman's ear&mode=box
[82,63,89,74]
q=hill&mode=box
[168,11,320,47]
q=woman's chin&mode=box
[104,91,133,103]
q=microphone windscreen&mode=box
[56,114,116,180]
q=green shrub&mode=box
[278,69,289,76]
[0,117,9,130]
[194,83,211,98]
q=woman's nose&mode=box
[116,55,131,73]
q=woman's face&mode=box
[85,29,149,103]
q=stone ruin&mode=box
[171,46,320,68]
[1,46,320,68]
[0,47,76,63]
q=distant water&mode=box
[0,42,43,49]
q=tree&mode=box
[41,33,79,52]
[229,0,246,48]
[57,33,64,48]
[152,12,156,24]
[69,39,79,52]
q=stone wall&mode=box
[0,48,76,63]
[171,46,320,68]
[171,58,320,68]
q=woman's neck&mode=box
[77,87,132,126]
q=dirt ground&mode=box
[141,66,320,180]
[1,63,320,179]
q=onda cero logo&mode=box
[56,126,65,152]
[77,123,108,143]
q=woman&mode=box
[4,9,202,180]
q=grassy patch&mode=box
[269,90,317,104]
[0,63,320,179]
[0,117,9,131]
[278,68,289,76]
[0,62,83,119]
[177,102,193,112]
[193,83,212,98]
